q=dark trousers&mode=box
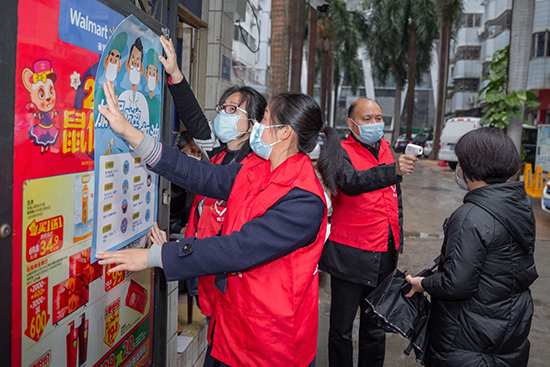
[328,275,386,367]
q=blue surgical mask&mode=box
[350,119,384,145]
[249,122,285,160]
[455,165,469,191]
[213,111,246,143]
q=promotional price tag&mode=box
[24,278,50,342]
[104,263,125,292]
[104,298,121,347]
[26,216,64,262]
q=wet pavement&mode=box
[316,158,550,367]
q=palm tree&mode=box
[507,0,536,179]
[271,0,290,95]
[290,0,307,92]
[364,0,408,143]
[327,0,365,126]
[431,0,463,160]
[403,0,438,139]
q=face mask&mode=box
[249,122,285,160]
[186,154,201,161]
[455,165,469,191]
[350,119,384,145]
[129,65,141,85]
[106,61,119,82]
[213,111,248,143]
[147,75,156,92]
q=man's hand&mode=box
[396,154,418,176]
[159,36,184,84]
[96,249,150,273]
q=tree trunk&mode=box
[431,22,451,160]
[307,6,318,96]
[320,16,330,121]
[291,0,306,92]
[270,0,290,96]
[406,19,417,140]
[327,41,335,126]
[392,77,403,144]
[508,0,536,180]
[333,76,341,129]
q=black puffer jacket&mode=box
[422,182,538,367]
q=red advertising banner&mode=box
[12,1,155,366]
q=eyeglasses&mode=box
[216,104,249,116]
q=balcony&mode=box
[481,30,510,62]
[534,0,550,29]
[527,58,550,91]
[455,28,481,46]
[483,0,512,24]
[453,60,482,79]
[451,92,479,112]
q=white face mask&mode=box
[129,65,141,85]
[455,165,469,191]
[147,75,156,92]
[105,61,119,82]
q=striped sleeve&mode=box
[134,133,163,167]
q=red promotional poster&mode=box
[12,1,155,366]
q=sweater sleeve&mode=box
[159,188,325,281]
[135,134,240,201]
[421,206,487,301]
[339,150,402,196]
[168,78,221,159]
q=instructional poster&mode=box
[12,1,157,367]
[92,15,162,261]
[536,124,550,172]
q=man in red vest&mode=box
[319,98,418,367]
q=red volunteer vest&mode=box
[209,153,328,367]
[185,151,228,317]
[329,136,400,252]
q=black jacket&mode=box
[422,182,538,367]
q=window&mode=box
[455,46,481,61]
[234,26,239,41]
[533,32,548,58]
[454,78,479,92]
[463,13,482,28]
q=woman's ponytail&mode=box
[318,125,343,195]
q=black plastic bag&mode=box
[365,268,433,364]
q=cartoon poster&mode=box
[92,15,162,261]
[12,1,156,367]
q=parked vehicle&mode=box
[308,136,324,160]
[424,140,433,157]
[542,182,550,214]
[438,117,480,169]
[393,134,417,153]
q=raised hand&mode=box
[150,222,168,245]
[396,154,418,176]
[159,35,184,84]
[98,81,144,148]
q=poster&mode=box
[536,125,550,172]
[12,1,157,367]
[92,15,162,261]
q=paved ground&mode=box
[316,158,550,367]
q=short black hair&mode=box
[348,98,382,118]
[129,37,144,61]
[455,127,520,184]
[174,130,194,151]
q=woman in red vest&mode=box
[97,82,344,367]
[160,36,268,320]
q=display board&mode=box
[92,15,162,261]
[12,1,158,366]
[536,124,550,172]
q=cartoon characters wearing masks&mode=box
[22,59,59,154]
[145,49,159,99]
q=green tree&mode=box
[403,0,438,139]
[431,0,463,161]
[364,0,408,142]
[478,46,539,129]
